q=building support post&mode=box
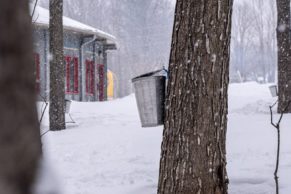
[103,48,108,101]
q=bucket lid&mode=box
[132,69,167,82]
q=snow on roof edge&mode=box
[31,4,117,47]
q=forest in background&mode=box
[38,0,277,97]
[39,0,175,97]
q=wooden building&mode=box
[32,5,117,102]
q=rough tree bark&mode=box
[0,1,42,194]
[277,0,291,113]
[158,1,233,194]
[49,0,66,130]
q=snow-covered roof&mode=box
[31,4,117,46]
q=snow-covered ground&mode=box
[38,82,291,194]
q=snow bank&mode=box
[229,82,275,114]
[37,82,291,194]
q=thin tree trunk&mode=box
[158,1,233,193]
[277,0,291,113]
[0,1,42,193]
[49,0,66,130]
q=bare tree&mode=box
[0,1,42,193]
[251,0,277,83]
[230,0,277,83]
[231,1,255,81]
[39,0,175,98]
[157,0,233,193]
[277,0,291,113]
[269,100,290,194]
[263,0,277,83]
[49,0,66,130]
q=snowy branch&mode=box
[31,0,39,19]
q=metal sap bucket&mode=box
[269,85,278,97]
[132,70,166,127]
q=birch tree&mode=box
[49,0,66,130]
[0,1,42,193]
[158,0,233,193]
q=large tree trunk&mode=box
[158,1,233,194]
[277,0,291,113]
[49,0,66,130]
[0,1,42,194]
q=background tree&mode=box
[157,0,233,193]
[39,0,175,98]
[230,0,277,83]
[252,0,277,83]
[276,0,291,113]
[0,1,42,193]
[38,0,280,97]
[49,0,66,130]
[231,1,255,82]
